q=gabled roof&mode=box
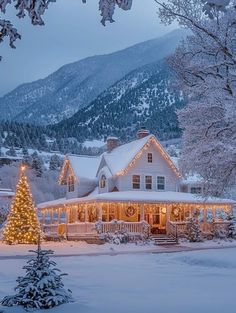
[102,135,181,177]
[59,154,101,184]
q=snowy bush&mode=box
[186,217,202,242]
[1,245,72,309]
[104,230,129,245]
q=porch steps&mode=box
[151,235,178,245]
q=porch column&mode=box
[58,208,61,224]
[74,206,78,222]
[140,203,145,221]
[85,205,89,222]
[42,210,46,225]
[98,203,102,221]
[203,205,207,232]
[166,204,171,222]
[50,209,53,224]
[65,206,69,225]
[212,207,216,220]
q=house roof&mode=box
[59,155,101,183]
[60,134,181,182]
[0,188,14,197]
[103,135,181,177]
[38,190,235,209]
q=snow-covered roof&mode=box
[0,188,14,197]
[67,155,101,180]
[38,191,235,209]
[102,135,180,177]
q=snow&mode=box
[67,155,101,180]
[0,189,14,197]
[0,243,236,313]
[83,140,105,149]
[38,190,235,209]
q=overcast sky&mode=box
[0,0,176,96]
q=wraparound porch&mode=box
[38,198,233,241]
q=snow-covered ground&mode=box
[0,246,236,313]
[0,239,236,258]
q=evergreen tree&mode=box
[31,151,43,177]
[1,241,72,309]
[227,213,236,239]
[22,147,31,165]
[3,165,40,244]
[186,217,201,242]
[49,154,62,171]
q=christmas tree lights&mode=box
[3,165,40,244]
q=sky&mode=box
[0,0,176,96]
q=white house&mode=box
[38,128,235,242]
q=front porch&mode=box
[38,198,233,242]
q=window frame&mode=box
[100,174,107,189]
[190,186,202,194]
[132,175,141,189]
[147,153,153,163]
[68,175,75,192]
[157,176,165,191]
[145,175,152,190]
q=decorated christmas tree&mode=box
[1,239,72,309]
[3,165,40,244]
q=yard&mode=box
[0,245,235,313]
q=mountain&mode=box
[0,29,186,125]
[52,60,186,142]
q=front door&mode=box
[147,208,167,234]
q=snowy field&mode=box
[0,247,236,313]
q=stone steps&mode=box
[151,235,178,245]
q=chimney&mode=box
[107,136,119,152]
[137,127,150,139]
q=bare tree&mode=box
[155,0,236,195]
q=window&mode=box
[190,187,202,194]
[157,176,165,190]
[145,175,152,190]
[147,153,153,163]
[132,175,140,189]
[100,175,106,189]
[68,176,75,192]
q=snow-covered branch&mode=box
[0,0,133,59]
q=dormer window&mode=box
[68,175,75,192]
[100,175,107,189]
[148,153,153,163]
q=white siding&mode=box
[116,144,180,192]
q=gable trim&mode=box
[115,136,182,178]
[58,157,77,185]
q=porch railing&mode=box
[98,221,150,235]
[66,222,96,235]
[167,220,230,238]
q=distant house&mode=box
[0,188,14,223]
[38,128,235,242]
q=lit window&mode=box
[132,175,140,189]
[68,176,75,192]
[100,175,106,189]
[145,175,152,190]
[157,176,165,190]
[190,187,202,194]
[147,153,153,163]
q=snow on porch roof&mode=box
[38,191,235,209]
[67,155,101,180]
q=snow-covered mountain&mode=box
[0,29,186,125]
[53,60,186,142]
